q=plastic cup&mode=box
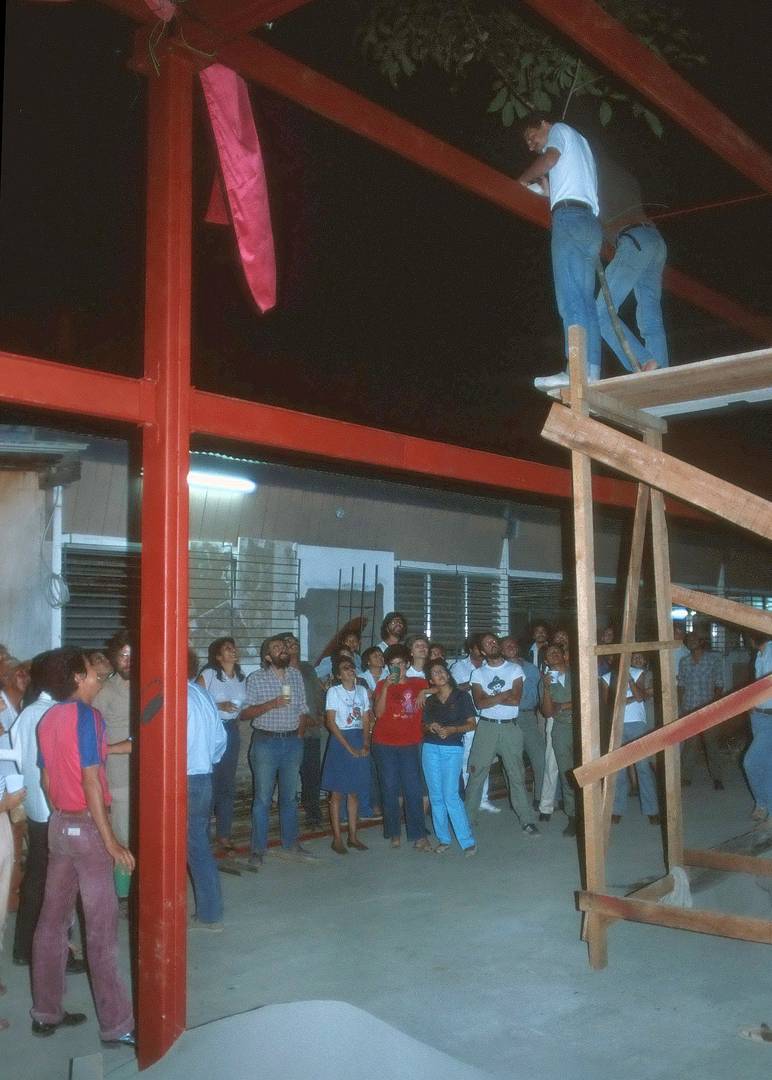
[114,864,132,899]
[281,684,292,703]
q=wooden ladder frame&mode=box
[541,327,772,968]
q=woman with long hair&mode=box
[197,637,246,853]
[322,655,373,854]
[421,661,476,855]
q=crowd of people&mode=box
[0,614,769,1045]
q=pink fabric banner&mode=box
[200,64,277,314]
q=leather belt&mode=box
[552,199,592,213]
[254,727,299,738]
[480,715,516,725]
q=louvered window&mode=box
[62,547,140,649]
[395,568,501,654]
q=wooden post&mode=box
[644,431,683,868]
[567,326,608,968]
[601,483,650,841]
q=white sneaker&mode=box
[479,799,502,814]
[534,372,570,390]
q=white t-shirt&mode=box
[325,684,369,731]
[200,668,247,719]
[602,668,646,724]
[361,669,386,693]
[470,661,524,720]
[544,122,599,216]
[450,657,478,686]
[406,665,426,679]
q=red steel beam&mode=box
[0,350,156,425]
[521,0,772,194]
[190,388,704,519]
[136,50,193,1069]
[574,675,772,788]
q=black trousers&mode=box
[300,736,322,820]
[13,817,49,963]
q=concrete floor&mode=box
[5,766,772,1080]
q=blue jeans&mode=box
[551,205,603,376]
[249,732,303,853]
[612,721,659,816]
[744,710,772,812]
[422,743,475,849]
[211,719,240,841]
[597,225,668,372]
[188,773,223,924]
[371,742,425,841]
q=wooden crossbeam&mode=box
[577,891,772,945]
[557,386,668,434]
[574,676,772,787]
[594,639,678,655]
[542,405,772,541]
[683,848,772,877]
[671,586,772,637]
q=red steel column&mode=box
[137,49,193,1069]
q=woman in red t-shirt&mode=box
[371,645,431,851]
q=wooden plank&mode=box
[577,891,772,945]
[683,849,772,877]
[557,386,668,433]
[542,405,772,542]
[601,483,650,841]
[671,586,772,637]
[590,349,772,411]
[567,327,608,970]
[575,675,772,786]
[628,876,675,902]
[594,639,679,655]
[646,431,684,868]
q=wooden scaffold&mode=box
[541,327,772,968]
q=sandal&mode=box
[389,837,401,849]
[330,839,348,855]
[434,843,450,854]
[413,838,432,852]
[738,1023,772,1043]
[347,837,368,851]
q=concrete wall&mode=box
[0,472,53,658]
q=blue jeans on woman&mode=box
[211,718,240,841]
[422,743,475,849]
[596,224,668,372]
[249,732,303,854]
[188,773,223,924]
[551,204,603,377]
[612,721,658,816]
[371,742,425,841]
[744,710,772,813]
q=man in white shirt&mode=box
[450,635,498,813]
[187,650,227,931]
[11,652,85,971]
[518,112,602,389]
[466,633,539,836]
[744,633,772,824]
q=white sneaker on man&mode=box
[479,799,502,814]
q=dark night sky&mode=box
[1,0,770,488]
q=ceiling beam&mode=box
[187,1,314,40]
[521,0,772,194]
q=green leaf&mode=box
[599,100,613,126]
[642,108,664,138]
[488,86,509,112]
[502,100,516,127]
[532,88,552,111]
[514,98,530,119]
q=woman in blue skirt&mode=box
[322,655,373,854]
